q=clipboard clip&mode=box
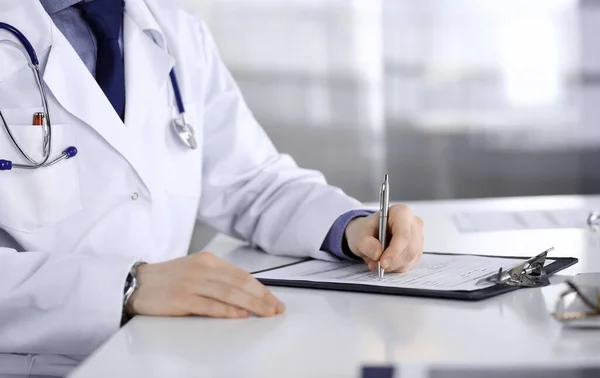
[478,247,554,288]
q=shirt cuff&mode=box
[321,210,375,260]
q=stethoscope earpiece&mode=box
[0,160,13,171]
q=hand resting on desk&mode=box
[345,204,424,273]
[125,252,286,319]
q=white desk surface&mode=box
[69,195,600,378]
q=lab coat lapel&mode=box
[122,11,174,132]
[42,2,172,196]
[43,28,161,191]
[0,0,53,87]
[120,5,174,197]
[43,30,125,137]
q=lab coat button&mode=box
[131,192,139,201]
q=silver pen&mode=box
[378,174,389,280]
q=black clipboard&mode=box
[252,252,578,301]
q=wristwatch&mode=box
[122,261,146,322]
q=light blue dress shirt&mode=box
[40,0,98,75]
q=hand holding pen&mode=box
[343,174,425,277]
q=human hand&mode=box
[126,252,285,318]
[344,204,424,273]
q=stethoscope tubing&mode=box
[0,22,39,65]
[0,22,61,170]
[0,18,195,171]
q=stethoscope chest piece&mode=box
[172,116,197,150]
[168,69,197,150]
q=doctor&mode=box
[0,0,424,357]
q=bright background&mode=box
[176,0,600,205]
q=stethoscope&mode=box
[0,22,196,172]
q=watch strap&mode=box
[121,260,146,325]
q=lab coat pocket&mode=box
[0,122,82,233]
[164,103,203,197]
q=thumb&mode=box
[346,225,383,261]
[352,235,383,261]
[345,214,384,260]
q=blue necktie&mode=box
[78,0,126,120]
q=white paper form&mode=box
[453,209,591,233]
[253,254,552,292]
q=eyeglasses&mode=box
[553,281,600,322]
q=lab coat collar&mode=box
[41,0,173,196]
[124,0,166,47]
[122,7,174,132]
[0,0,53,84]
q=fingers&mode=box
[391,234,423,273]
[189,280,283,317]
[380,205,414,270]
[183,296,250,318]
[384,216,424,273]
[355,235,383,262]
[191,252,284,317]
[364,257,378,271]
[346,206,423,274]
[130,252,286,318]
[195,252,270,297]
[345,214,383,261]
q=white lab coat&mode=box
[0,0,361,366]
